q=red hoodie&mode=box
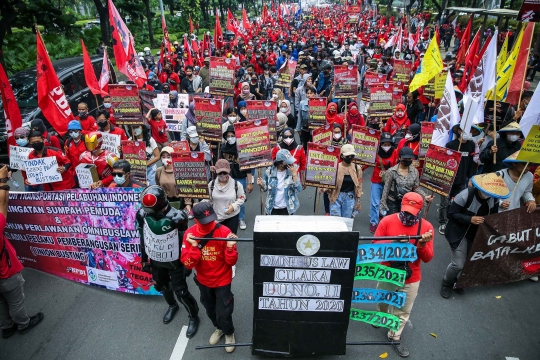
[383,105,410,135]
[325,102,344,129]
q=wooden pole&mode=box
[313,187,317,213]
[258,168,264,215]
[510,162,530,199]
[316,192,322,215]
[344,98,348,136]
[423,190,434,219]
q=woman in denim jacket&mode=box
[257,149,302,215]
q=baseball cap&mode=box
[186,126,199,138]
[399,147,415,159]
[380,132,393,144]
[341,144,356,156]
[193,202,218,224]
[401,192,424,216]
[160,146,174,156]
[215,159,231,174]
[276,149,296,164]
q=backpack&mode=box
[210,179,238,200]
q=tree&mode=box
[142,0,157,48]
[91,0,110,44]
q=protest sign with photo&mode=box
[392,60,413,83]
[305,143,340,188]
[171,152,209,199]
[121,140,147,184]
[419,122,436,158]
[109,84,140,117]
[419,144,462,197]
[164,107,188,132]
[9,145,32,170]
[334,65,358,99]
[350,125,380,166]
[101,133,121,157]
[308,97,327,130]
[312,124,333,145]
[369,83,394,118]
[194,97,223,141]
[483,100,511,126]
[209,56,236,96]
[457,207,540,288]
[24,156,62,185]
[517,0,540,22]
[275,60,297,88]
[234,119,273,170]
[246,100,277,143]
[75,164,99,188]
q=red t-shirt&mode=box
[272,145,307,172]
[149,119,169,143]
[374,214,434,284]
[0,213,24,279]
[77,116,98,135]
[64,138,87,169]
[371,150,399,184]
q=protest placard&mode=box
[9,145,32,170]
[75,163,99,188]
[305,143,340,188]
[115,115,145,127]
[334,65,358,99]
[164,108,187,132]
[101,133,121,157]
[246,100,277,142]
[169,140,190,152]
[312,124,333,145]
[209,57,236,96]
[361,72,385,102]
[419,144,462,197]
[275,60,297,88]
[517,0,540,22]
[516,124,540,162]
[483,100,511,126]
[424,72,446,99]
[234,119,273,170]
[392,60,413,83]
[153,93,170,112]
[419,122,436,158]
[350,125,380,166]
[24,156,62,185]
[308,97,327,130]
[109,84,140,117]
[346,5,361,12]
[172,152,209,198]
[194,97,223,141]
[369,83,394,118]
[121,140,147,183]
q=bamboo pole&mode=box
[510,162,530,199]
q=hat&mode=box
[380,132,393,144]
[14,127,29,137]
[160,146,174,156]
[451,123,462,135]
[341,144,356,156]
[192,202,218,224]
[408,123,421,137]
[276,149,296,164]
[30,119,46,133]
[503,151,530,164]
[186,126,198,138]
[401,192,424,215]
[498,121,521,133]
[204,57,210,62]
[299,51,305,55]
[223,125,235,139]
[399,147,415,159]
[471,173,510,199]
[276,113,288,132]
[215,159,231,174]
[299,64,308,69]
[68,120,82,131]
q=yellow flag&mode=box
[492,27,525,100]
[497,34,508,74]
[409,34,443,92]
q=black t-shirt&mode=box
[445,139,477,184]
[180,77,194,93]
[340,175,355,193]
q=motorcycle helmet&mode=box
[140,185,169,214]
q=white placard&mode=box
[76,164,97,189]
[274,269,331,283]
[86,267,119,289]
[258,297,344,312]
[24,156,62,185]
[143,222,179,262]
[263,282,341,298]
[9,145,32,170]
[155,93,170,111]
[260,254,350,269]
[164,108,188,132]
[100,133,121,157]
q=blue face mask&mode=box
[113,175,126,185]
[16,138,28,147]
[103,103,111,109]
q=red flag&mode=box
[184,36,193,66]
[98,48,110,94]
[272,0,276,13]
[262,4,269,23]
[162,15,172,54]
[80,39,103,96]
[36,31,73,135]
[189,16,194,35]
[227,9,236,33]
[458,30,480,93]
[214,13,223,49]
[506,22,536,105]
[0,63,23,153]
[456,16,472,68]
[242,8,251,33]
[472,35,491,69]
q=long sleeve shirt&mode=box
[208,177,246,221]
[497,169,534,211]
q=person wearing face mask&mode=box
[296,86,317,152]
[236,82,255,104]
[397,123,422,174]
[95,110,128,156]
[14,127,29,148]
[29,119,61,149]
[346,101,365,139]
[374,192,434,357]
[331,123,347,146]
[236,101,248,123]
[258,65,274,100]
[63,121,86,184]
[162,83,171,94]
[271,88,284,102]
[437,125,479,235]
[147,72,163,91]
[504,90,533,124]
[440,172,508,298]
[405,90,424,123]
[383,104,410,141]
[79,131,119,189]
[181,66,197,94]
[181,202,239,352]
[480,122,523,174]
[370,133,399,233]
[249,74,262,100]
[168,91,179,108]
[325,102,344,129]
[156,147,184,209]
[25,131,75,191]
[294,74,312,117]
[108,160,144,188]
[132,124,160,186]
[101,95,117,126]
[317,65,333,97]
[272,127,307,186]
[159,64,180,91]
[147,108,170,147]
[257,149,302,215]
[322,144,363,218]
[75,102,98,135]
[200,57,211,90]
[222,108,239,135]
[278,100,295,129]
[498,153,537,214]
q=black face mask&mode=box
[401,159,413,167]
[162,88,170,94]
[31,142,44,151]
[342,156,354,164]
[79,111,88,119]
[97,121,108,129]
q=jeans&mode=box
[147,165,157,186]
[236,177,247,221]
[377,280,420,340]
[0,272,30,330]
[330,191,356,218]
[369,183,384,226]
[196,281,235,335]
[442,239,471,287]
[25,184,44,192]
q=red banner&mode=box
[308,97,327,130]
[234,119,273,170]
[209,57,235,96]
[369,83,394,118]
[246,100,277,143]
[517,1,540,22]
[312,124,333,145]
[0,63,22,153]
[334,65,359,99]
[346,5,361,13]
[419,122,435,158]
[361,71,385,101]
[419,144,462,197]
[392,60,413,83]
[351,125,380,166]
[305,142,340,188]
[121,140,147,184]
[275,60,297,88]
[194,97,223,141]
[172,151,209,198]
[109,84,141,117]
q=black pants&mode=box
[300,130,312,153]
[220,213,239,233]
[195,280,235,335]
[152,262,199,318]
[324,192,330,214]
[271,208,289,215]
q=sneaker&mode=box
[325,213,330,216]
[225,333,236,353]
[440,285,452,299]
[239,220,247,230]
[232,265,236,279]
[209,328,224,345]
[438,224,446,235]
[391,340,410,357]
[19,312,44,335]
[188,214,194,220]
[369,224,377,233]
[530,276,539,282]
[1,322,17,339]
[453,287,464,295]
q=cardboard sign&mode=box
[171,152,209,198]
[308,97,327,130]
[361,72,385,102]
[350,125,380,166]
[109,84,140,117]
[483,100,511,126]
[275,60,297,88]
[369,83,394,118]
[424,71,446,99]
[246,100,277,143]
[209,57,236,96]
[24,156,62,185]
[419,144,462,197]
[9,145,32,170]
[100,133,121,157]
[194,97,223,141]
[312,124,333,145]
[153,93,170,112]
[392,60,413,83]
[419,122,436,158]
[334,65,359,99]
[516,124,540,162]
[115,115,145,127]
[121,140,147,184]
[163,108,188,132]
[234,119,273,170]
[169,140,190,152]
[305,143,340,188]
[75,163,99,188]
[517,1,540,22]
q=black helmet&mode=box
[223,125,235,139]
[140,185,168,214]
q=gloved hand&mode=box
[142,262,152,274]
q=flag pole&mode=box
[510,162,529,199]
[493,27,500,165]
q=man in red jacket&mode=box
[181,203,238,353]
[374,192,434,358]
[159,64,180,91]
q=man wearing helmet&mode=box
[143,47,155,70]
[64,120,86,171]
[137,185,200,338]
[79,131,119,188]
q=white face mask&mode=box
[240,109,247,116]
[507,134,520,142]
[228,116,237,123]
[283,137,294,145]
[461,132,472,141]
[280,107,288,113]
[381,145,391,152]
[191,136,200,144]
[227,137,236,145]
[272,94,278,99]
[162,158,171,166]
[405,134,413,140]
[333,133,342,140]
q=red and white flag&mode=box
[0,63,23,152]
[81,39,104,96]
[99,49,110,94]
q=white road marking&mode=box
[169,325,189,360]
[505,357,520,360]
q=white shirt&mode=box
[274,170,287,209]
[146,137,158,170]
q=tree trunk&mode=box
[386,0,393,22]
[217,0,225,21]
[92,0,110,44]
[0,12,17,71]
[143,0,157,48]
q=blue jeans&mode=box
[236,177,247,221]
[369,182,384,226]
[330,191,356,218]
[25,184,44,192]
[147,165,157,186]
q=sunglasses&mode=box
[14,136,27,140]
[112,172,125,177]
[283,135,294,139]
[217,172,228,176]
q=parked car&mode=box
[0,55,117,160]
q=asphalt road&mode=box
[2,165,540,360]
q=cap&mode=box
[186,126,199,138]
[498,121,521,133]
[204,57,210,62]
[192,202,218,224]
[299,64,308,69]
[399,146,415,159]
[341,144,356,156]
[276,149,296,164]
[380,132,393,144]
[215,159,231,174]
[160,146,174,156]
[471,173,510,199]
[401,192,424,215]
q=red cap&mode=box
[401,192,424,215]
